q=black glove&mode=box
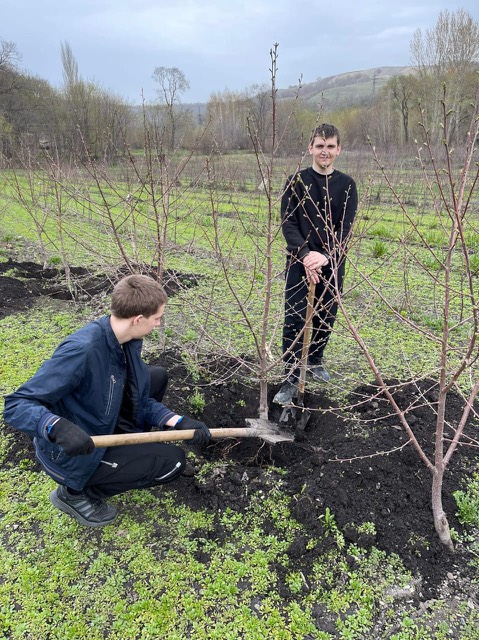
[175,416,211,446]
[48,417,95,456]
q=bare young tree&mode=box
[191,44,309,419]
[5,146,51,266]
[338,85,479,549]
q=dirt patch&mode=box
[0,259,200,318]
[1,260,478,610]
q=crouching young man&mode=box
[3,274,211,527]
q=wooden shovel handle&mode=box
[298,279,316,393]
[91,428,257,448]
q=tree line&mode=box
[1,8,478,162]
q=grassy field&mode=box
[1,151,477,379]
[0,150,478,639]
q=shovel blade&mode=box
[295,407,311,431]
[277,402,311,431]
[245,418,294,443]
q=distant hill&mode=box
[277,66,414,108]
[181,66,414,117]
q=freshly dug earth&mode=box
[0,258,197,318]
[160,354,479,602]
[1,260,478,612]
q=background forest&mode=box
[1,8,478,161]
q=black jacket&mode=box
[281,167,358,261]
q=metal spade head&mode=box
[244,418,295,443]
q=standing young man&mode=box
[4,274,211,527]
[274,123,358,404]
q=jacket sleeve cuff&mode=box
[156,408,177,428]
[39,413,60,440]
[297,248,310,260]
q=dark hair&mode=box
[110,274,168,319]
[310,123,341,145]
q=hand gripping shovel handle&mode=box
[92,428,257,448]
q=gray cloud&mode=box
[2,0,478,103]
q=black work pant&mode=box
[85,366,186,499]
[282,259,345,380]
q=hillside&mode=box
[184,66,413,116]
[278,66,413,108]
[278,66,413,107]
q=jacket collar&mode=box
[99,315,143,359]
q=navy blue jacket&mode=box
[3,315,175,489]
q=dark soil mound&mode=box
[155,351,478,600]
[0,259,200,318]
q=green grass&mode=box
[0,464,383,639]
[454,473,479,528]
[0,302,83,395]
[1,157,476,394]
[7,463,474,639]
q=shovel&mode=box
[280,278,315,431]
[91,418,294,448]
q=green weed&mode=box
[371,225,393,239]
[469,254,479,276]
[454,473,479,527]
[371,239,388,258]
[421,254,443,271]
[356,522,377,535]
[188,390,206,415]
[319,507,346,549]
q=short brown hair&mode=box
[310,123,341,145]
[111,274,168,319]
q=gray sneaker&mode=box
[273,381,298,405]
[309,364,330,382]
[50,485,117,527]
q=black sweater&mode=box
[281,167,358,260]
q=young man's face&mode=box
[308,135,341,174]
[132,304,166,339]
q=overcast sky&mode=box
[2,0,479,104]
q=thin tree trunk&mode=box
[431,467,454,550]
